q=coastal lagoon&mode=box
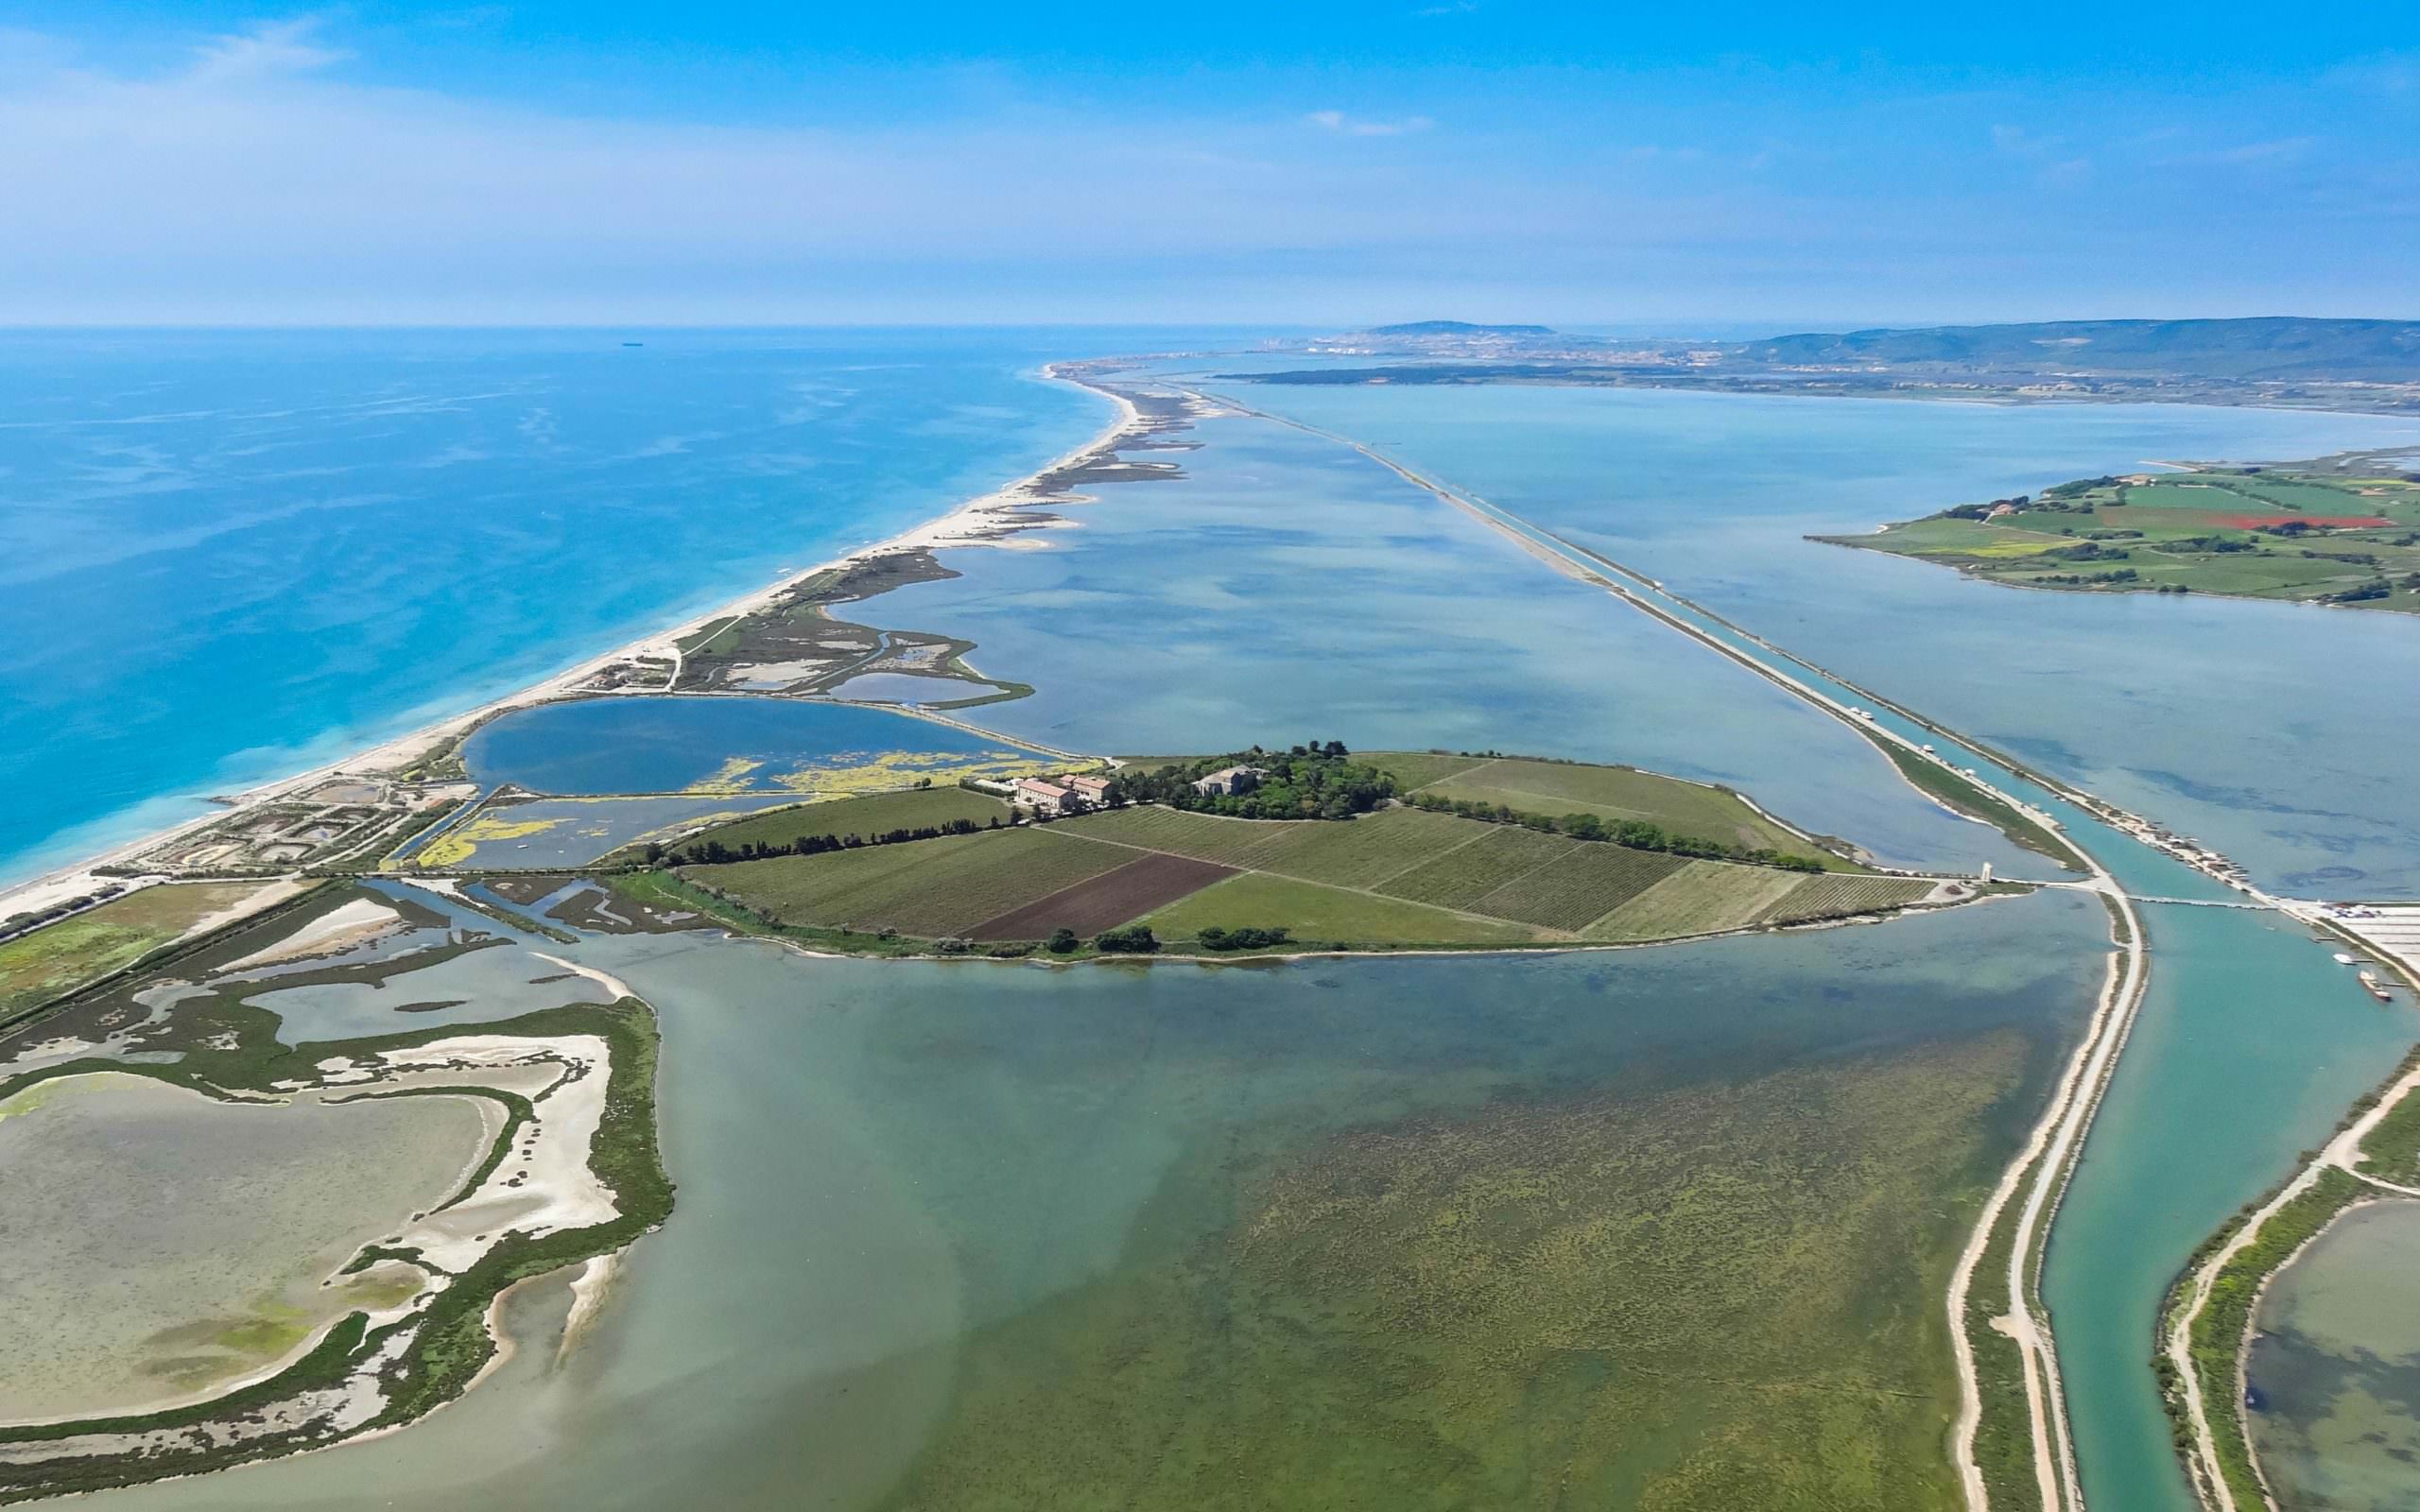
[0,1071,484,1423]
[77,886,2106,1510]
[873,408,2039,878]
[461,696,1043,796]
[2247,1199,2420,1511]
[1219,380,2420,898]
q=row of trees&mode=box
[655,816,998,867]
[1400,791,1824,871]
[1110,743,1396,821]
[1196,925,1290,951]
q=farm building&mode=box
[1192,765,1265,798]
[1015,778,1077,814]
[1066,774,1113,803]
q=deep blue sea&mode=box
[0,328,1162,885]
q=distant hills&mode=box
[1271,316,2420,412]
[1365,320,1556,336]
[1736,318,2420,383]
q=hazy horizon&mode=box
[4,3,2412,326]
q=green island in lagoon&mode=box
[1818,453,2420,610]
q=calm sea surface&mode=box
[0,328,1132,885]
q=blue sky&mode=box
[3,4,2414,327]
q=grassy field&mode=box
[1144,873,1550,947]
[1373,823,1577,908]
[1582,861,1807,941]
[1351,750,1491,789]
[1465,843,1693,931]
[1374,753,1840,861]
[664,786,1009,854]
[1821,463,2420,612]
[2356,1086,2420,1185]
[1228,808,1484,888]
[0,884,266,1021]
[693,799,1954,951]
[1754,874,1937,926]
[1055,803,1319,867]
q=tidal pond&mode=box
[0,1072,486,1423]
[2246,1198,2420,1512]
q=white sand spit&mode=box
[220,899,402,972]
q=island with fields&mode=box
[616,745,1982,960]
[1813,452,2420,610]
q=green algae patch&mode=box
[875,1036,2020,1511]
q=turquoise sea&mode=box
[0,328,1146,885]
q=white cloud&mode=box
[186,16,351,84]
[1305,109,1435,137]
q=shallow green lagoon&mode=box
[2247,1198,2420,1510]
[78,888,2102,1510]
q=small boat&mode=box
[2335,953,2360,965]
[2360,971,2393,1003]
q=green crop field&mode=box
[1355,750,1491,789]
[1051,804,1302,867]
[1468,843,1693,932]
[1219,807,1478,888]
[1143,873,1548,947]
[1583,862,1807,942]
[0,883,267,1020]
[1378,754,1837,862]
[692,796,1964,953]
[699,829,1125,938]
[676,786,1009,853]
[1374,824,1574,909]
[1753,874,1935,927]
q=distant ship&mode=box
[622,341,645,347]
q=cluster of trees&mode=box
[1111,743,1397,821]
[657,816,999,867]
[1196,925,1290,951]
[2035,568,2141,586]
[2045,476,2121,499]
[2326,580,2394,604]
[1942,492,2035,521]
[1091,924,1159,954]
[2047,541,2129,563]
[2163,535,2258,555]
[1400,791,1824,871]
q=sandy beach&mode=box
[0,368,1139,925]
